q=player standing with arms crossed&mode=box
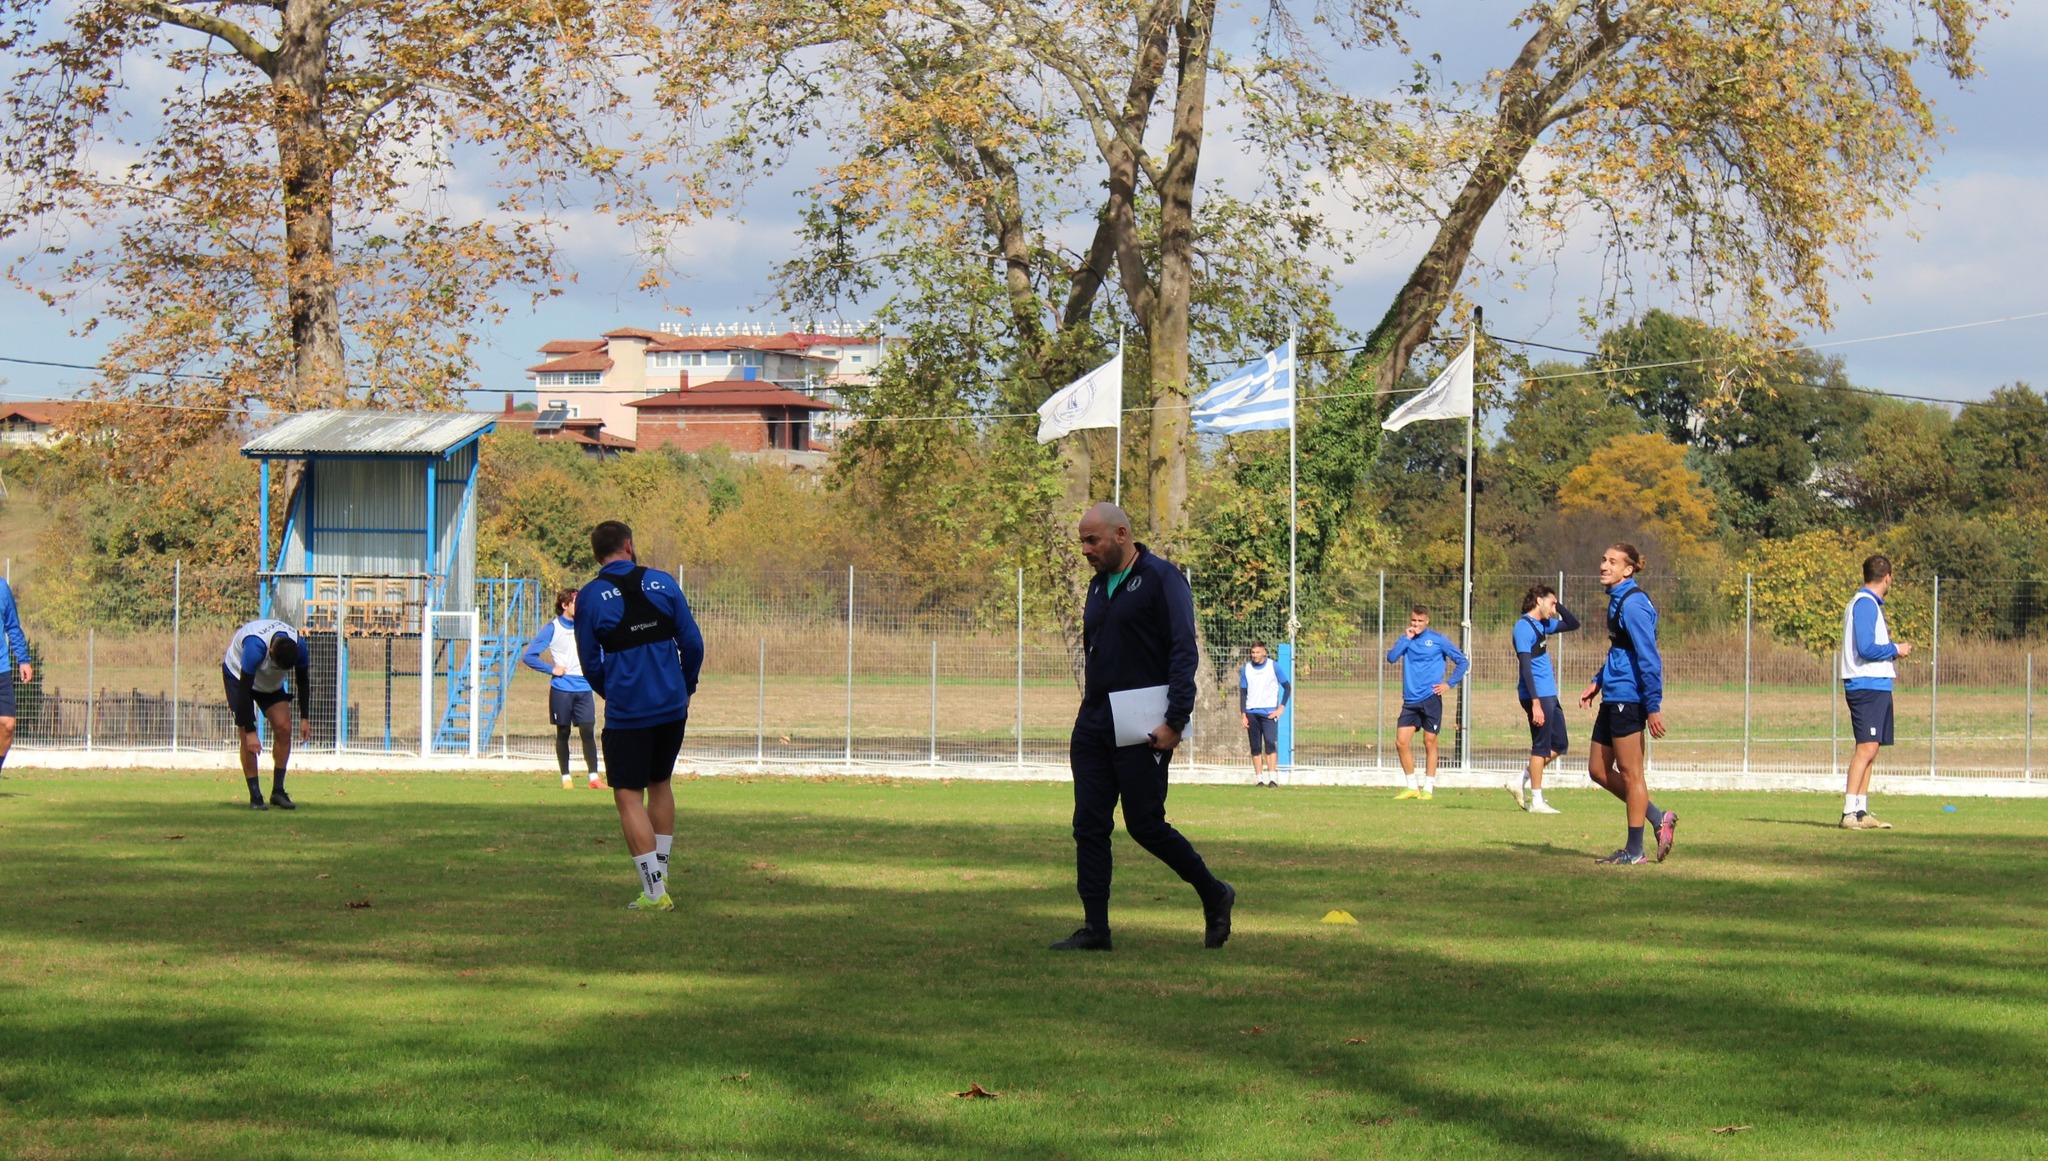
[222,618,312,810]
[575,522,704,912]
[1839,555,1909,829]
[1240,641,1290,787]
[524,589,602,790]
[1579,544,1676,863]
[1511,584,1578,814]
[1386,606,1467,801]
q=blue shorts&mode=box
[549,687,595,727]
[1591,701,1646,746]
[1397,694,1444,735]
[1522,696,1569,758]
[0,675,14,719]
[1246,712,1279,755]
[1845,688,1894,747]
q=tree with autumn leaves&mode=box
[0,0,712,470]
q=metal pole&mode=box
[1376,570,1385,772]
[1930,574,1940,777]
[1743,572,1753,776]
[420,611,433,759]
[1113,327,1124,506]
[1016,567,1024,768]
[1458,314,1479,774]
[845,565,854,767]
[2026,652,2034,781]
[172,560,181,752]
[929,638,938,767]
[1287,327,1298,785]
[756,636,766,768]
[468,611,480,760]
[1831,649,1840,780]
[336,597,346,755]
[86,628,94,753]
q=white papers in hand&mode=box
[1109,685,1170,747]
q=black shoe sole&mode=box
[271,800,295,810]
[1205,881,1236,949]
[249,802,268,810]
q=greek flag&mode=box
[1191,340,1294,434]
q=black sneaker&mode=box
[1204,881,1236,949]
[248,798,268,810]
[270,791,295,811]
[1048,927,1112,951]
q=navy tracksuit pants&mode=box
[1070,707,1223,929]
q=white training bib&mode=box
[224,618,301,694]
[1243,660,1283,710]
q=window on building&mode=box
[649,351,682,370]
[706,352,728,366]
[850,353,864,365]
[537,373,565,387]
[567,371,602,386]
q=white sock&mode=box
[1844,794,1858,814]
[1424,774,1436,793]
[1522,768,1533,788]
[589,772,602,786]
[633,852,664,898]
[1856,794,1870,814]
[1405,772,1418,790]
[1531,788,1545,807]
[655,833,673,873]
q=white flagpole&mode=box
[1288,326,1299,783]
[1113,327,1124,506]
[1460,308,1481,773]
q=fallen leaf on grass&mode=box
[315,873,331,879]
[459,969,477,977]
[748,861,777,871]
[1240,1026,1268,1036]
[1711,1125,1752,1134]
[163,834,185,841]
[722,1072,750,1083]
[1343,1036,1372,1045]
[482,846,502,853]
[952,1084,1000,1099]
[347,900,372,909]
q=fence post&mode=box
[1376,570,1385,773]
[1742,572,1752,776]
[86,628,94,753]
[1556,570,1565,684]
[336,592,346,755]
[2027,652,2034,781]
[172,560,181,752]
[845,565,854,768]
[1016,567,1024,768]
[1930,574,1940,778]
[1831,649,1840,780]
[929,639,938,767]
[756,636,766,769]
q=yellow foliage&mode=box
[1556,433,1717,558]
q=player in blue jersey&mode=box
[575,521,705,912]
[1577,543,1676,863]
[0,575,31,779]
[1511,583,1579,814]
[1839,554,1911,829]
[1385,606,1467,801]
[523,589,601,790]
[1239,641,1291,787]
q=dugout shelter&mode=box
[240,410,541,755]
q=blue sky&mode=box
[1,4,2042,409]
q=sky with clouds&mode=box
[2,3,2042,409]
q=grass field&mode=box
[2,770,2043,1159]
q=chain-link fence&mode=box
[6,559,2042,781]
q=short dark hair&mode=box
[1410,605,1430,618]
[1521,583,1557,614]
[1863,554,1893,584]
[269,634,300,669]
[555,588,578,614]
[1250,640,1268,651]
[590,520,633,563]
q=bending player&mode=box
[1239,641,1290,787]
[524,588,602,790]
[1386,606,1467,801]
[1512,584,1579,813]
[1578,544,1676,863]
[222,618,312,810]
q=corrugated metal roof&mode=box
[241,410,496,457]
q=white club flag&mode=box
[1381,338,1474,431]
[1036,352,1124,443]
[1191,340,1294,434]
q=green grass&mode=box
[1,770,2044,1159]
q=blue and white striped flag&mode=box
[1191,340,1294,434]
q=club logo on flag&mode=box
[1037,352,1124,443]
[1381,338,1474,431]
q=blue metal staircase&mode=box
[434,578,541,752]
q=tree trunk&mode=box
[275,0,346,407]
[1146,0,1213,539]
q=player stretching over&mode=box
[524,589,602,790]
[222,618,312,810]
[1386,606,1467,801]
[1512,584,1579,814]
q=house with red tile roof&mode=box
[0,401,87,446]
[627,380,834,460]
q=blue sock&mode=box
[1645,802,1665,826]
[1627,826,1645,856]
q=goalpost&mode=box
[421,609,481,759]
